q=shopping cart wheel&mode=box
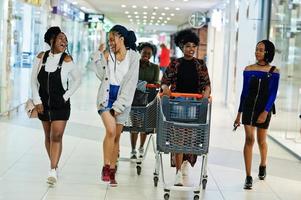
[136,166,142,175]
[153,176,159,187]
[164,193,170,200]
[202,179,207,189]
[193,195,200,200]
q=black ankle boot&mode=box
[258,166,266,180]
[244,176,253,189]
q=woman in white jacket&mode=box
[31,27,81,185]
[93,25,139,186]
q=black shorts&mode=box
[242,110,272,129]
[38,109,70,121]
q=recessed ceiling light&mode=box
[72,2,78,5]
[143,19,147,22]
[164,7,170,10]
[125,11,129,14]
[183,0,189,1]
[161,13,166,16]
[170,13,175,16]
[134,11,139,14]
[164,20,167,23]
[151,16,155,19]
[143,12,147,15]
[157,20,161,23]
[135,15,140,18]
[121,5,126,8]
[152,12,157,15]
[128,15,132,18]
[175,8,180,11]
[159,16,163,20]
[129,19,133,21]
[132,5,137,8]
[170,0,175,1]
[143,6,148,9]
[137,22,140,25]
[167,17,171,20]
[143,16,147,19]
[154,6,158,9]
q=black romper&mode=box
[37,51,70,121]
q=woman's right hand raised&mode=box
[98,43,109,61]
[35,104,44,114]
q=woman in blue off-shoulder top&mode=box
[234,40,280,190]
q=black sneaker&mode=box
[258,166,266,180]
[244,176,253,190]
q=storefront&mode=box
[269,0,301,157]
[7,0,48,111]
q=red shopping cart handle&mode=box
[160,92,203,99]
[146,83,161,88]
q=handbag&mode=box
[132,90,148,106]
[25,99,38,118]
[25,53,44,119]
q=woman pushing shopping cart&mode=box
[154,29,211,200]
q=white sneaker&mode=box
[47,169,57,185]
[130,150,137,161]
[174,171,183,186]
[138,147,144,158]
[181,161,189,176]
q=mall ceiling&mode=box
[72,0,223,33]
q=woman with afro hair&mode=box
[129,42,159,160]
[161,29,211,186]
[234,40,280,189]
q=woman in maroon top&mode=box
[161,29,211,186]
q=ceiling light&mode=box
[137,22,140,25]
[164,7,170,10]
[132,5,137,8]
[183,0,189,1]
[128,15,132,18]
[134,11,139,14]
[159,17,163,20]
[170,13,175,16]
[157,20,161,23]
[167,17,171,20]
[151,16,155,19]
[152,12,156,15]
[143,16,147,19]
[161,13,166,16]
[143,6,148,9]
[143,19,147,22]
[72,2,78,5]
[170,0,175,1]
[135,15,140,18]
[154,6,158,9]
[175,8,180,11]
[143,12,147,15]
[81,6,86,10]
[143,22,147,25]
[164,20,167,23]
[121,5,126,8]
[125,11,130,15]
[129,19,133,21]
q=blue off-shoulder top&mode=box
[238,70,280,112]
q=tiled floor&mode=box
[0,72,301,200]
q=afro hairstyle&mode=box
[44,26,61,46]
[137,42,156,54]
[174,29,200,48]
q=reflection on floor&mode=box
[0,72,301,200]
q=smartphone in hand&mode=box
[233,123,239,131]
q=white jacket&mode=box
[92,49,139,113]
[31,52,81,105]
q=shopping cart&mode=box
[122,84,160,175]
[153,93,211,200]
